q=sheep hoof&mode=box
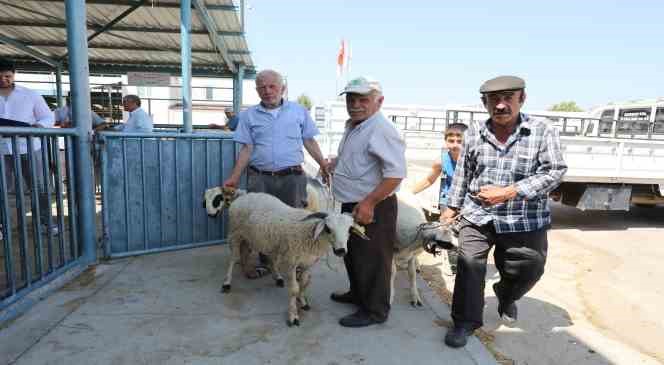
[275,278,285,287]
[221,284,231,293]
[287,318,300,327]
[416,269,421,274]
[410,300,423,307]
[417,300,423,307]
[301,304,311,311]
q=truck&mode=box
[310,98,664,212]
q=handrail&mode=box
[0,127,78,136]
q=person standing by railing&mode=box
[116,94,153,133]
[0,59,58,237]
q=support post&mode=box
[55,66,63,107]
[65,0,96,263]
[233,63,244,113]
[181,0,193,133]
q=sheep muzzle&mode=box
[333,248,347,257]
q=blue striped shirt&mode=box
[233,100,319,171]
[447,113,567,233]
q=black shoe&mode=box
[444,325,474,348]
[493,282,518,322]
[338,310,385,328]
[330,291,357,305]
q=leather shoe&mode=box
[330,291,357,305]
[444,325,474,348]
[339,310,385,328]
[493,282,518,322]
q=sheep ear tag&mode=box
[313,220,327,241]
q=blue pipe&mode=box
[181,0,193,133]
[65,0,96,264]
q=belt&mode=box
[249,165,303,176]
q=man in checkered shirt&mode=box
[442,76,567,348]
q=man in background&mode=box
[0,59,58,236]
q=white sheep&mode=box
[219,192,368,327]
[304,179,455,307]
[392,190,455,306]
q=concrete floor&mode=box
[0,245,496,365]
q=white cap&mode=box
[339,77,382,96]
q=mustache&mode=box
[349,109,365,113]
[493,109,511,115]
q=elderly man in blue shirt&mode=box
[223,69,328,279]
[117,94,153,133]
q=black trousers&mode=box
[341,195,397,322]
[451,218,548,329]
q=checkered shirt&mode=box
[447,113,567,233]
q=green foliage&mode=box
[549,101,584,112]
[297,94,313,110]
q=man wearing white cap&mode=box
[208,107,239,131]
[327,77,407,327]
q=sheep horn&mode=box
[301,212,329,221]
[350,223,370,240]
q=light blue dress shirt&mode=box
[233,100,319,171]
[118,107,153,133]
[53,105,105,126]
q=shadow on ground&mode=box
[418,258,615,365]
[551,202,664,231]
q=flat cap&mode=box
[479,75,525,94]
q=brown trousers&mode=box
[342,195,398,322]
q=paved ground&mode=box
[419,203,664,365]
[0,245,496,365]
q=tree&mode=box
[549,101,584,112]
[297,94,313,111]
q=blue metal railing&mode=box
[98,131,237,258]
[0,127,84,309]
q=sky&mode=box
[243,0,663,111]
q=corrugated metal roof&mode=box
[0,0,255,77]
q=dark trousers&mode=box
[452,218,548,329]
[341,195,397,322]
[3,154,53,223]
[247,169,307,208]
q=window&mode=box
[618,108,651,134]
[314,106,326,122]
[599,109,614,133]
[654,108,664,134]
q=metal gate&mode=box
[0,129,88,313]
[99,131,237,258]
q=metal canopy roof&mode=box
[0,0,255,77]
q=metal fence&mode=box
[0,128,83,310]
[98,131,237,258]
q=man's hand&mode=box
[223,175,240,189]
[439,207,458,225]
[320,157,336,185]
[476,185,518,206]
[352,199,375,226]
